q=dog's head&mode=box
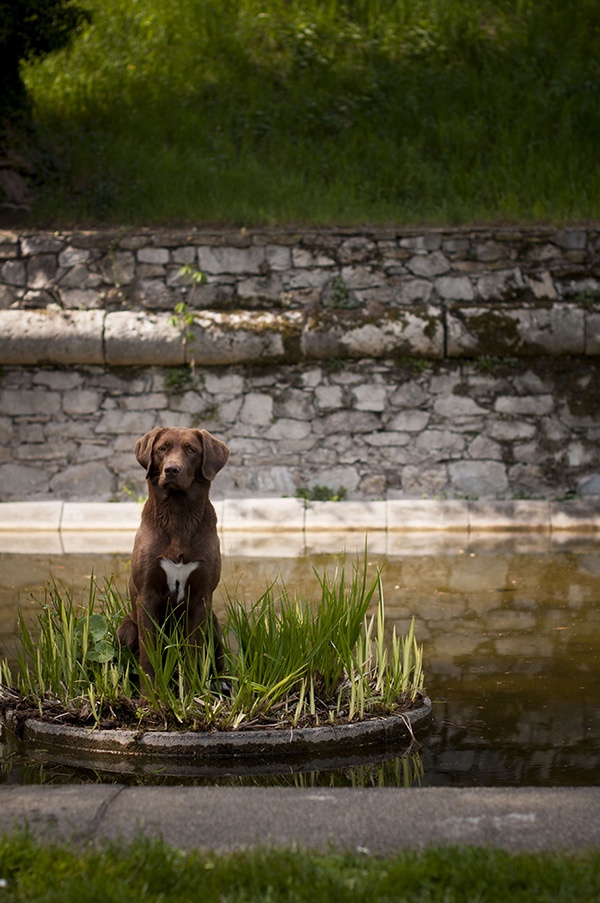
[135,427,230,491]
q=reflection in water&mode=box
[1,745,425,789]
[1,543,599,787]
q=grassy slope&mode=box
[23,0,600,226]
[1,833,599,902]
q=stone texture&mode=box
[104,312,185,366]
[2,227,600,502]
[1,355,600,501]
[49,461,116,500]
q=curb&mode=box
[1,498,600,534]
[0,785,598,852]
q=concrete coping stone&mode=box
[60,502,143,532]
[2,305,600,365]
[1,499,600,536]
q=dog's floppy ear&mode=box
[198,430,230,482]
[134,428,165,478]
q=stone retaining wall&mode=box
[1,225,600,365]
[1,226,599,502]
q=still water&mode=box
[1,535,599,787]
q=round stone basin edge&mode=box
[2,697,432,762]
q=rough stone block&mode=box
[292,248,335,267]
[63,390,103,415]
[59,264,102,289]
[265,245,292,271]
[0,462,49,497]
[59,248,90,267]
[433,395,486,418]
[352,384,387,411]
[94,410,157,436]
[239,392,274,426]
[265,418,312,440]
[554,230,587,250]
[495,395,554,416]
[26,254,57,289]
[2,259,26,286]
[199,245,265,275]
[399,234,442,251]
[132,278,180,310]
[477,268,525,301]
[314,385,343,409]
[172,246,197,264]
[237,274,284,301]
[337,237,377,263]
[21,235,63,255]
[435,275,474,301]
[387,410,430,432]
[137,247,169,265]
[0,284,15,307]
[60,288,102,309]
[407,251,450,278]
[584,311,600,354]
[448,460,508,497]
[527,272,557,300]
[49,462,116,500]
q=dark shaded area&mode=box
[0,0,89,120]
[0,0,90,223]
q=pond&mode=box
[1,533,599,787]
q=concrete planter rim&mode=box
[2,697,432,770]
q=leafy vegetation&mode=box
[20,0,600,225]
[0,556,425,731]
[295,485,348,502]
[1,834,599,903]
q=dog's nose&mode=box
[164,463,181,476]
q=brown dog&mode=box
[116,427,230,685]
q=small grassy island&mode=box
[0,557,425,736]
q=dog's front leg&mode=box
[136,593,164,686]
[187,598,225,673]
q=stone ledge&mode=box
[1,305,599,365]
[1,499,599,535]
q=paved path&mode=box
[1,785,599,853]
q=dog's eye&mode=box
[157,444,168,453]
[185,445,197,454]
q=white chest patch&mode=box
[159,558,200,603]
